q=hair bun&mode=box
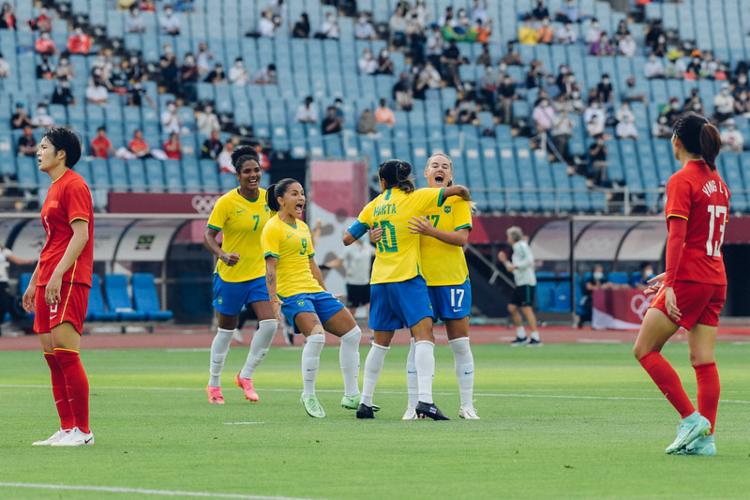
[231,145,258,167]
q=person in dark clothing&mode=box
[201,130,223,160]
[578,263,611,327]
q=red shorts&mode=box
[650,280,726,330]
[33,283,90,335]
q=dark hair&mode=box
[378,159,415,193]
[43,127,81,168]
[673,112,721,170]
[266,178,299,212]
[230,145,259,171]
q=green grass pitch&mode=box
[2,341,750,499]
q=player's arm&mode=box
[264,256,282,319]
[203,226,238,266]
[441,185,471,203]
[309,257,327,290]
[344,203,373,246]
[7,251,35,266]
[45,219,89,305]
[408,220,470,246]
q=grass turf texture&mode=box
[2,342,750,499]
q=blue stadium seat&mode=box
[132,273,174,321]
[87,274,117,321]
[104,274,146,321]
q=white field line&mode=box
[3,383,750,405]
[0,482,311,500]
[223,421,265,425]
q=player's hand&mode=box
[408,216,435,236]
[497,251,508,263]
[643,273,665,296]
[220,252,240,266]
[369,227,383,244]
[45,274,62,306]
[664,286,682,322]
[22,285,36,313]
[271,299,282,322]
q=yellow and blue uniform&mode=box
[421,197,473,320]
[261,215,344,326]
[207,188,272,315]
[348,187,446,331]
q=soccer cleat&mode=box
[207,385,225,405]
[50,427,94,447]
[402,407,418,420]
[32,429,70,446]
[235,374,259,402]
[527,338,543,346]
[665,412,711,454]
[679,434,716,456]
[232,330,245,344]
[511,337,529,346]
[356,403,375,419]
[415,401,450,420]
[341,394,380,412]
[301,394,326,418]
[459,406,480,420]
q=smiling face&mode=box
[424,154,453,188]
[36,136,62,173]
[237,159,262,192]
[278,182,306,219]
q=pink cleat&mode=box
[235,374,259,402]
[207,386,225,405]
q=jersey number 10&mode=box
[373,221,398,253]
[706,204,727,257]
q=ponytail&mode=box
[265,177,298,212]
[699,122,721,171]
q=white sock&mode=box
[361,343,389,406]
[239,319,278,379]
[339,326,361,397]
[414,340,435,404]
[406,338,418,409]
[516,327,527,339]
[301,334,325,397]
[449,337,475,408]
[530,330,540,341]
[208,328,234,387]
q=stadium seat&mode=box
[132,273,174,321]
[104,274,147,321]
[87,274,117,322]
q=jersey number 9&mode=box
[373,220,398,253]
[300,238,308,255]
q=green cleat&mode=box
[678,434,716,456]
[665,412,711,454]
[301,394,326,418]
[340,394,380,412]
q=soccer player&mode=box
[261,178,363,418]
[633,112,728,456]
[344,159,471,420]
[23,127,94,446]
[402,153,478,420]
[204,146,278,404]
[499,226,542,346]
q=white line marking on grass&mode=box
[224,421,265,425]
[0,482,310,499]
[577,338,624,344]
[165,348,210,352]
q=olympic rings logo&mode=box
[191,195,220,214]
[630,293,652,320]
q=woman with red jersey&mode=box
[633,113,728,456]
[23,127,95,447]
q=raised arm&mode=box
[442,184,471,202]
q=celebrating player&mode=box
[401,153,479,420]
[499,226,542,346]
[344,159,471,420]
[24,127,94,446]
[261,178,363,418]
[633,113,728,456]
[204,146,278,404]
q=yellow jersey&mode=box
[356,187,445,285]
[260,215,323,298]
[420,197,472,286]
[207,188,272,282]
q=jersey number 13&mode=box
[706,204,727,257]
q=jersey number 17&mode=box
[706,204,727,257]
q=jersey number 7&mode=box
[706,204,727,257]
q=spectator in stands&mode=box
[551,108,574,163]
[36,55,54,79]
[86,78,109,106]
[585,18,601,46]
[254,64,277,85]
[621,76,647,104]
[359,48,377,75]
[163,132,182,160]
[140,0,157,12]
[159,44,179,95]
[217,140,236,173]
[295,96,318,124]
[584,101,606,137]
[683,88,704,115]
[375,98,395,127]
[595,74,614,105]
[536,18,554,45]
[528,0,549,21]
[90,126,114,159]
[126,5,146,32]
[117,0,137,10]
[634,263,656,290]
[117,129,167,160]
[517,20,537,45]
[17,126,36,156]
[332,97,345,123]
[257,9,276,37]
[589,32,613,56]
[478,66,498,109]
[354,12,376,40]
[180,52,199,102]
[419,61,442,89]
[47,78,72,107]
[28,8,52,32]
[441,40,462,89]
[555,22,577,44]
[67,27,93,55]
[501,41,523,66]
[644,54,664,79]
[0,52,9,79]
[476,43,492,67]
[525,60,544,89]
[587,135,608,186]
[375,48,394,75]
[316,12,340,39]
[615,103,638,140]
[357,108,376,135]
[0,2,16,30]
[720,119,744,152]
[201,130,223,160]
[388,3,408,47]
[196,104,221,136]
[55,56,74,81]
[618,32,636,58]
[11,103,32,129]
[228,57,249,86]
[159,4,181,35]
[497,73,517,124]
[35,32,56,55]
[644,19,664,54]
[685,52,704,80]
[556,0,581,24]
[426,24,444,71]
[393,72,414,111]
[405,10,427,62]
[204,62,226,84]
[578,263,611,327]
[734,89,750,117]
[714,84,735,123]
[652,114,671,139]
[455,95,479,125]
[196,41,214,76]
[292,12,310,38]
[32,103,54,129]
[161,101,182,135]
[532,98,556,150]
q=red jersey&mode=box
[90,135,112,158]
[664,159,729,285]
[38,169,94,287]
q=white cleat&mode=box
[232,330,245,344]
[32,429,70,446]
[51,427,94,447]
[459,406,480,420]
[402,407,418,420]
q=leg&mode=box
[38,332,75,434]
[360,330,394,407]
[689,323,719,434]
[235,301,279,401]
[446,318,476,413]
[520,306,540,342]
[208,312,238,391]
[293,312,327,418]
[323,307,361,398]
[410,317,436,404]
[404,336,418,416]
[51,322,89,434]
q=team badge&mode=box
[444,206,452,214]
[297,299,305,307]
[217,297,223,305]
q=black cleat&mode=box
[527,338,543,346]
[415,401,450,420]
[356,403,375,419]
[510,336,529,346]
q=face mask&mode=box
[593,272,604,280]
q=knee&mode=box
[689,350,714,366]
[507,304,518,314]
[632,344,656,361]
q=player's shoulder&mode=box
[63,169,89,188]
[296,218,311,232]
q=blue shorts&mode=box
[428,280,472,321]
[280,291,345,329]
[369,276,434,331]
[212,274,269,316]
